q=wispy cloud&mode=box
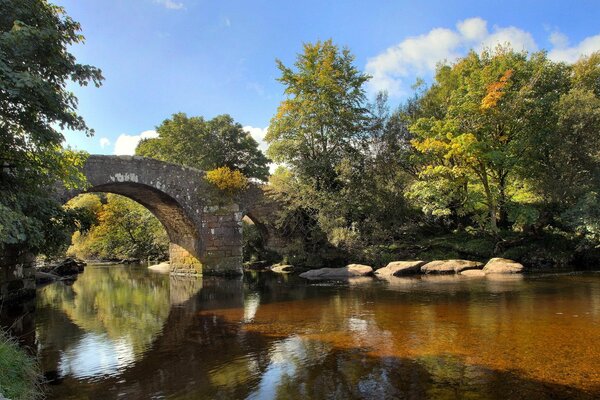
[154,0,185,10]
[114,130,159,155]
[99,137,110,148]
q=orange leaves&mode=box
[481,69,513,110]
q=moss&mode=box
[0,331,43,400]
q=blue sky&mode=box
[57,0,600,155]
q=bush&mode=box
[205,167,249,197]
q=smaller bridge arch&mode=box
[58,155,244,275]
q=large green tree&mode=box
[136,113,270,181]
[0,0,103,254]
[266,39,370,190]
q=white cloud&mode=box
[243,126,269,153]
[548,33,600,63]
[99,137,110,148]
[114,130,158,155]
[154,0,184,10]
[366,17,537,97]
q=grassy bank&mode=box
[0,331,42,400]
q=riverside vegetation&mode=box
[1,0,600,396]
[2,5,600,268]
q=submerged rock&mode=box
[421,260,483,274]
[483,258,524,274]
[460,269,486,277]
[375,261,425,276]
[299,264,373,279]
[270,264,295,273]
[35,271,61,284]
[148,261,171,273]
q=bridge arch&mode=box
[58,155,244,275]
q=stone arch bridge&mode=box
[57,155,280,276]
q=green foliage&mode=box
[265,44,600,269]
[266,39,370,189]
[136,113,270,181]
[66,194,169,260]
[0,331,43,400]
[0,0,103,254]
[409,48,600,235]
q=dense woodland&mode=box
[2,2,600,269]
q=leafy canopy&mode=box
[0,0,103,254]
[136,113,270,181]
[266,39,370,189]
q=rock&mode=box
[270,264,295,273]
[148,262,171,273]
[421,259,483,274]
[460,269,486,277]
[483,258,524,274]
[245,260,270,270]
[299,264,373,279]
[35,271,61,284]
[52,258,85,276]
[375,261,425,276]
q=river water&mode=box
[28,264,600,399]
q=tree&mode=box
[409,48,572,231]
[67,194,169,260]
[266,39,370,190]
[0,0,103,254]
[136,113,270,181]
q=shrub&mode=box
[205,167,249,197]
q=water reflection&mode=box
[29,266,600,399]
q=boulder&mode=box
[52,258,85,276]
[375,261,425,276]
[299,264,373,280]
[483,258,524,274]
[270,264,295,273]
[421,260,483,274]
[460,269,486,277]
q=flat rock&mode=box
[299,264,373,279]
[421,260,483,274]
[483,258,524,274]
[270,264,295,273]
[375,261,425,276]
[460,269,486,277]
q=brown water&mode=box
[28,265,600,399]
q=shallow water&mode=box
[29,265,600,399]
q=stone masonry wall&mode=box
[0,249,35,304]
[199,203,244,275]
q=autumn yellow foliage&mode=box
[205,167,249,196]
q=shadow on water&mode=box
[5,266,600,399]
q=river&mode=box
[23,264,600,399]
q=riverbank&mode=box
[0,331,42,400]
